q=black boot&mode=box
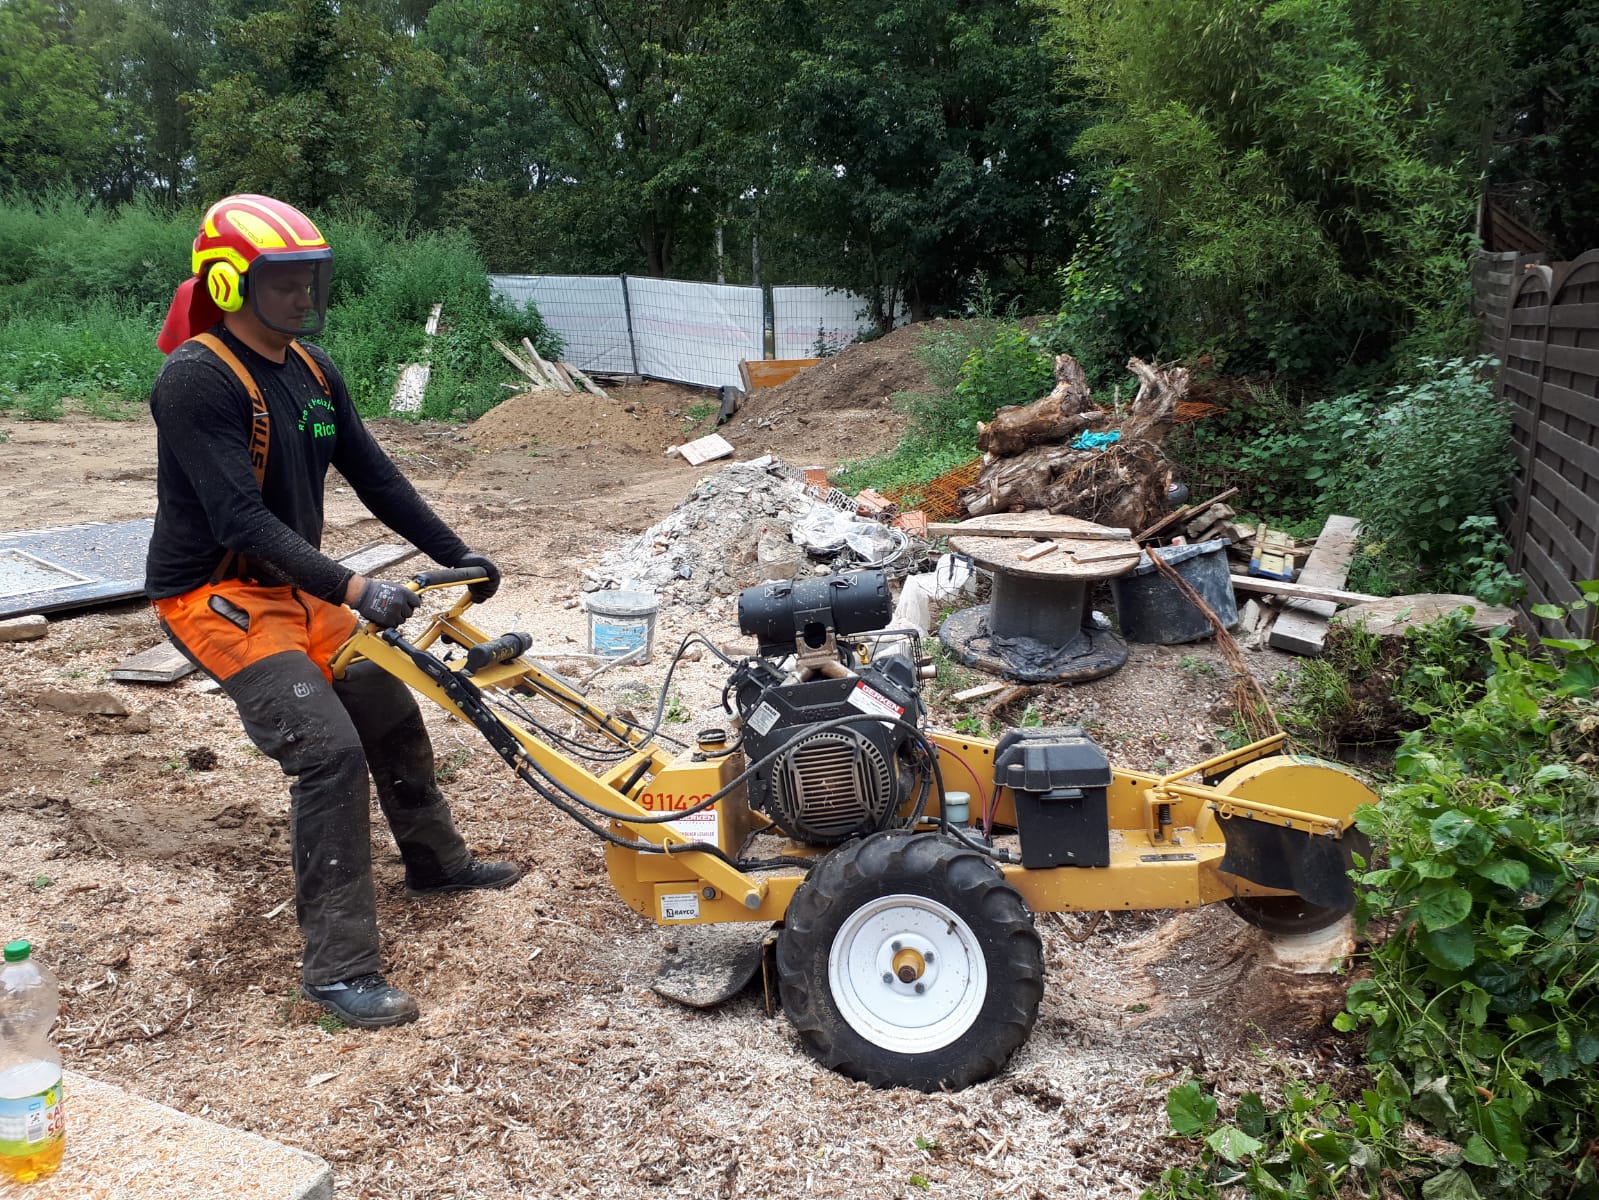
[303,973,419,1028]
[405,857,524,898]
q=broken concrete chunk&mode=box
[37,689,129,717]
[0,614,48,642]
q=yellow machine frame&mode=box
[330,579,1374,929]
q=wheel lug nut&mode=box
[891,940,902,952]
[882,972,894,984]
[924,951,935,963]
[914,982,926,994]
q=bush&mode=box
[839,320,1050,499]
[0,194,560,422]
[1343,592,1599,1194]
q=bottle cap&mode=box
[3,940,30,963]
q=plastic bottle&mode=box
[0,941,64,1183]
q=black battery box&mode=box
[993,726,1113,868]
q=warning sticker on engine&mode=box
[848,680,904,721]
[747,701,780,737]
[660,892,700,922]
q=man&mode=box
[146,193,521,1028]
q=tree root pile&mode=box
[959,356,1190,531]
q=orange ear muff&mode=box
[206,262,245,312]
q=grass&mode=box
[0,193,559,424]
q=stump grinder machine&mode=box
[331,566,1374,1092]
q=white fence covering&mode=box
[623,277,763,390]
[489,275,634,374]
[771,286,874,357]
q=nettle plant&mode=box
[1344,586,1599,1194]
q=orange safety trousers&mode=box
[153,579,357,684]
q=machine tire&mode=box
[776,829,1043,1091]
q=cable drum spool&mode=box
[584,589,660,662]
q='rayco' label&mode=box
[661,892,700,922]
[848,680,904,721]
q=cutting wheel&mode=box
[1201,755,1377,934]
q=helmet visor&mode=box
[248,257,332,338]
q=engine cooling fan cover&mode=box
[771,728,896,844]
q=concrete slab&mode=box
[18,1071,331,1200]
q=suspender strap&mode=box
[193,332,270,487]
[188,333,331,583]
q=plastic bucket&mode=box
[584,590,659,662]
[1110,540,1237,645]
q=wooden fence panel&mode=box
[1474,251,1546,357]
[1499,264,1554,547]
[1510,252,1599,638]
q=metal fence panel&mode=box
[623,276,763,390]
[771,286,871,357]
[488,275,635,374]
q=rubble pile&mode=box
[583,457,814,603]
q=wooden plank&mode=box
[1016,541,1059,562]
[1134,487,1240,542]
[1229,574,1380,607]
[1268,515,1362,655]
[524,338,573,392]
[338,541,420,578]
[1071,544,1142,564]
[952,681,1007,703]
[491,339,550,388]
[740,358,821,389]
[566,364,610,400]
[927,513,1132,541]
[108,642,195,683]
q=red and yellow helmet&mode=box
[158,194,334,354]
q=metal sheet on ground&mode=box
[650,923,772,1008]
[0,519,153,619]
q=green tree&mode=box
[474,0,774,278]
[778,0,1083,322]
[1052,0,1515,377]
[0,0,116,195]
[187,0,442,216]
[1490,0,1599,257]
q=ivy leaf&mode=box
[1463,1134,1496,1166]
[1204,1124,1264,1163]
[1430,812,1492,865]
[1475,859,1530,891]
[1421,1166,1482,1199]
[1418,883,1473,931]
[1480,1098,1528,1166]
[1418,924,1476,970]
[1530,603,1564,620]
[1166,1081,1216,1135]
[1235,1092,1268,1138]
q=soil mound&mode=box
[738,321,933,418]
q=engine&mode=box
[729,571,929,846]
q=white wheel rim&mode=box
[828,892,988,1055]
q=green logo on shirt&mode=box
[298,396,336,438]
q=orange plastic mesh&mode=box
[884,458,983,522]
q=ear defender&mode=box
[205,262,246,312]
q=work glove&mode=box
[355,578,421,629]
[455,551,501,604]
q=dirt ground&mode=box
[0,347,1362,1199]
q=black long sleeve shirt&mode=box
[144,325,469,603]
